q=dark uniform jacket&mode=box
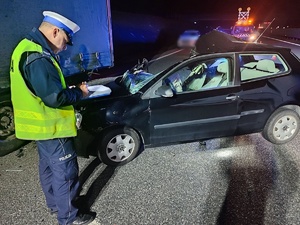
[20,27,83,108]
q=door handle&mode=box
[226,95,238,101]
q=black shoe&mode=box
[70,213,95,225]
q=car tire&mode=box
[0,94,27,156]
[97,127,141,166]
[262,108,300,144]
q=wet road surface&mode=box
[1,132,300,225]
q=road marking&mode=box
[149,49,184,63]
[264,36,300,47]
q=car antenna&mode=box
[254,18,275,43]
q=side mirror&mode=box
[155,85,173,97]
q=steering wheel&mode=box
[165,78,178,93]
[182,63,207,90]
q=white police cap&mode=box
[42,11,80,45]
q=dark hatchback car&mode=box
[74,30,300,166]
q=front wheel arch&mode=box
[262,108,300,144]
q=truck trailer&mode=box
[0,0,114,155]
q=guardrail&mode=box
[264,28,300,41]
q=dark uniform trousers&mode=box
[37,138,79,225]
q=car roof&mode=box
[195,30,291,55]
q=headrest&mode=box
[217,62,228,73]
[256,59,278,73]
[43,11,80,45]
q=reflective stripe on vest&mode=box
[10,38,77,140]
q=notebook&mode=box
[87,85,112,98]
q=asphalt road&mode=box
[1,37,300,225]
[2,133,300,225]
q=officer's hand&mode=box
[77,81,89,97]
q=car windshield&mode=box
[232,25,254,34]
[121,69,156,94]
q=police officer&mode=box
[10,11,95,225]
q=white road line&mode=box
[149,49,184,63]
[264,36,300,47]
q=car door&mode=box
[148,55,241,145]
[236,53,291,134]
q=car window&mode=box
[232,25,254,34]
[239,53,288,81]
[164,57,231,93]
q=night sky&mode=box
[111,0,300,23]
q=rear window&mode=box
[182,30,200,36]
[239,54,288,81]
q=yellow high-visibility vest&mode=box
[10,38,77,140]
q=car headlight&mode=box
[249,34,257,41]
